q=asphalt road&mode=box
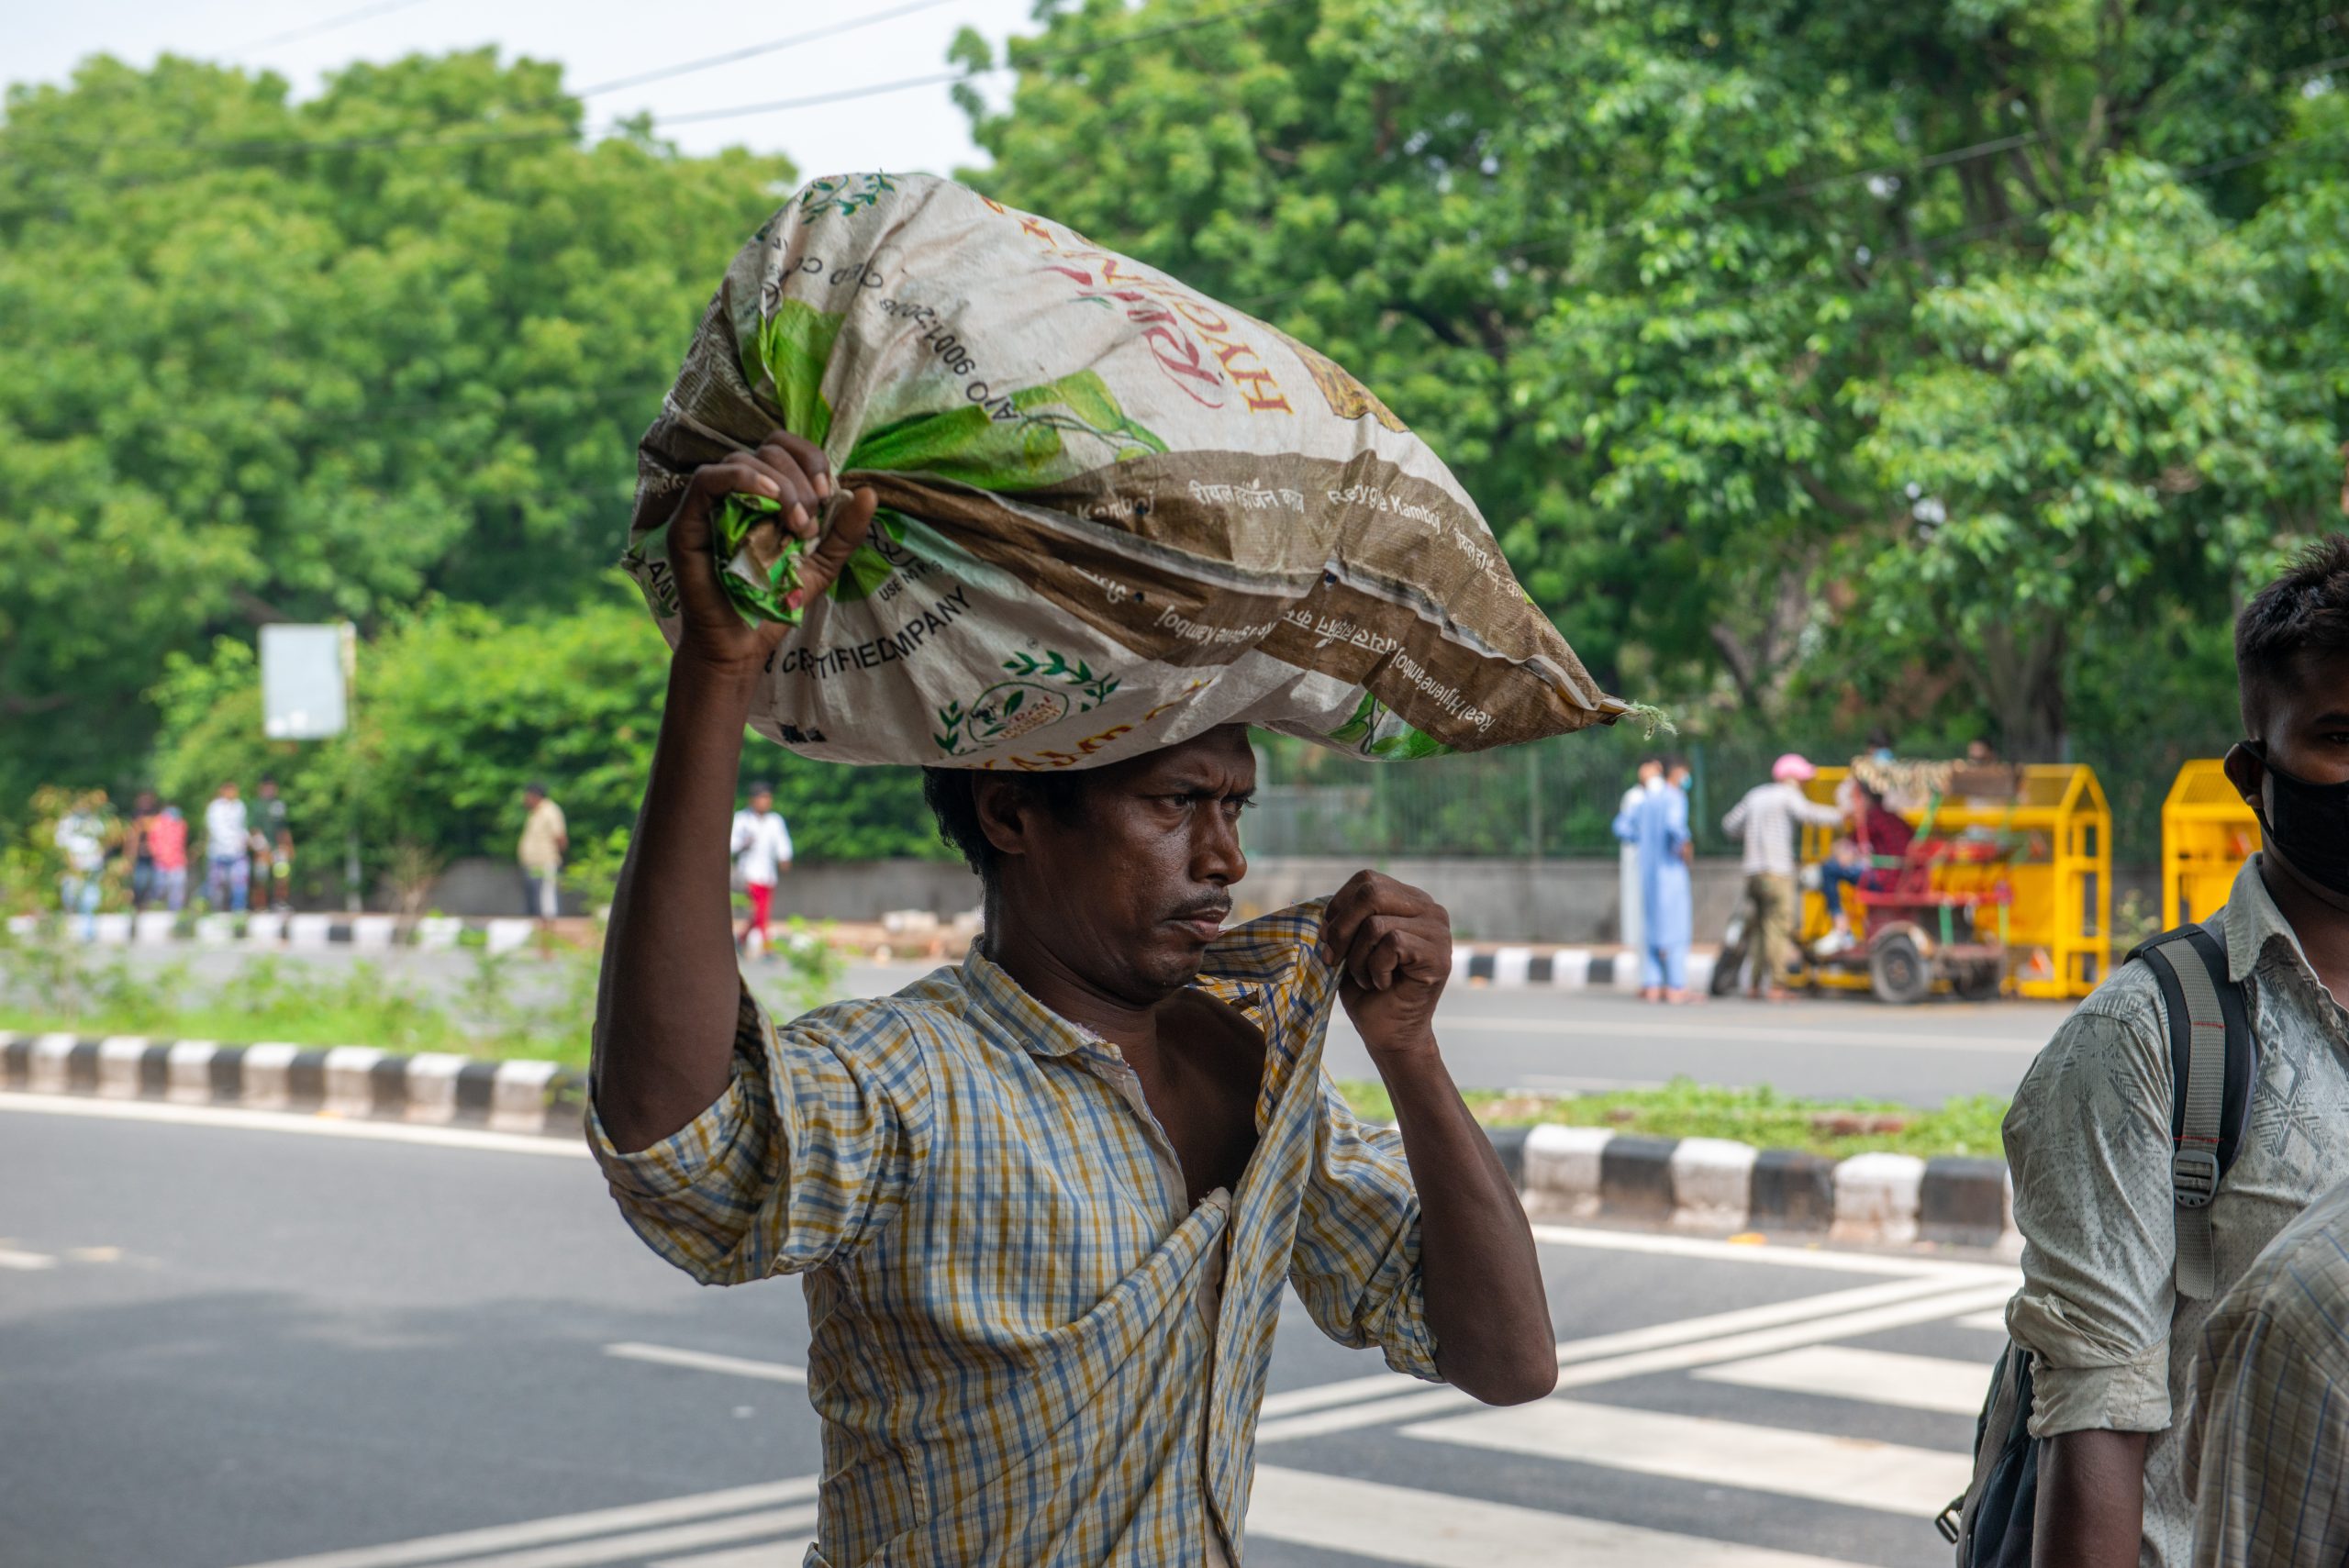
[83,945,2067,1106]
[0,1094,2017,1568]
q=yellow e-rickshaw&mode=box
[1720,760,2111,1003]
[2161,759,2260,928]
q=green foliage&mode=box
[1341,1074,2010,1160]
[144,589,944,877]
[0,50,796,810]
[962,0,2349,759]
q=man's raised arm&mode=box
[595,430,874,1154]
[1321,871,1557,1406]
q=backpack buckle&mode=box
[2173,1144,2221,1210]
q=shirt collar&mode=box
[2224,853,2315,985]
[955,897,1336,1059]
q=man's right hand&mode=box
[667,428,877,679]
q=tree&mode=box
[959,0,2348,755]
[0,50,796,808]
[147,588,943,887]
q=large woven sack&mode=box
[625,172,1626,769]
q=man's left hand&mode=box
[1321,870,1451,1062]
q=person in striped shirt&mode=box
[589,429,1558,1566]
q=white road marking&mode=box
[1404,1398,1974,1516]
[1526,1222,2021,1282]
[1247,1464,1871,1568]
[1956,1307,2010,1331]
[650,1542,812,1568]
[228,1479,818,1568]
[605,1342,807,1385]
[1263,1274,1972,1424]
[1695,1344,1992,1414]
[1258,1280,2015,1441]
[395,1507,820,1568]
[0,1246,58,1271]
[1437,1014,2048,1053]
[0,1091,586,1159]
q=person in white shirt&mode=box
[53,793,108,940]
[203,781,252,914]
[729,783,795,954]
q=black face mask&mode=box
[2245,741,2349,899]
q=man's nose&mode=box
[1194,811,1247,888]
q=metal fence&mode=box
[1250,725,2226,867]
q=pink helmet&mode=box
[1772,752,1817,782]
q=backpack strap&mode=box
[2127,919,2254,1300]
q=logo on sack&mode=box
[934,651,1121,757]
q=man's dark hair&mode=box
[921,768,1089,884]
[1662,754,1688,774]
[2238,534,2349,735]
[747,781,774,797]
[259,774,277,788]
[525,781,548,797]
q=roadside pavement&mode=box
[0,1095,2012,1568]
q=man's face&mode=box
[219,783,238,800]
[751,791,774,814]
[259,782,277,799]
[1637,761,1661,785]
[524,790,543,807]
[2236,649,2349,794]
[985,726,1254,1002]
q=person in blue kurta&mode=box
[1613,758,1695,1002]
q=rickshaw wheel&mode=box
[1953,961,2003,1001]
[1869,931,1932,1006]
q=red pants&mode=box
[746,881,774,938]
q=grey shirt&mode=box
[2004,856,2349,1568]
[1720,781,1842,877]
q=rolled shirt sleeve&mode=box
[1286,1073,1442,1383]
[588,985,931,1285]
[2003,1004,2179,1435]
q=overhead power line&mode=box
[10,0,1309,158]
[570,0,962,99]
[233,0,441,54]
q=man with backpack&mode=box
[1984,538,2349,1566]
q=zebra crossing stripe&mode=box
[1694,1344,1990,1415]
[1402,1398,1974,1517]
[1246,1464,1869,1568]
[228,1480,818,1568]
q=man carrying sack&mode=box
[588,432,1559,1566]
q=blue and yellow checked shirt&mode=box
[588,900,1442,1566]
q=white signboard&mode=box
[261,623,351,740]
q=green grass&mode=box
[0,925,841,1072]
[1339,1075,2010,1161]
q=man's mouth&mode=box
[1167,902,1233,940]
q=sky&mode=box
[9,0,1052,177]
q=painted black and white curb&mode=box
[3,1029,2011,1251]
[6,911,546,955]
[0,1032,584,1137]
[1485,1123,2016,1252]
[1450,945,1720,995]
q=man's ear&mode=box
[970,775,1031,865]
[2223,740,2265,812]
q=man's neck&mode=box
[2256,853,2349,999]
[982,921,1171,1057]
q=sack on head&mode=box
[626,172,1627,770]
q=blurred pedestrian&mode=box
[1616,756,1662,955]
[203,781,250,913]
[147,802,189,913]
[729,782,795,957]
[127,789,162,911]
[1720,754,1841,1001]
[1815,781,1915,957]
[1613,758,1692,1002]
[517,782,567,926]
[53,791,107,940]
[252,775,294,912]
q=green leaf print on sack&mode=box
[847,370,1165,492]
[742,299,844,449]
[1330,692,1454,761]
[932,649,1122,757]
